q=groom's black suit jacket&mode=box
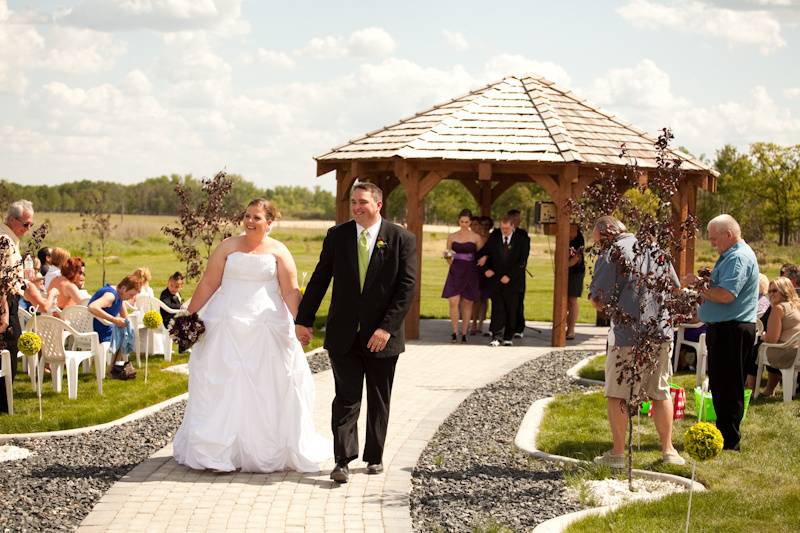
[296,219,417,358]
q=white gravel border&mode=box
[517,353,705,533]
[0,347,328,442]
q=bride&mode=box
[173,198,331,473]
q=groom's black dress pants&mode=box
[329,339,398,465]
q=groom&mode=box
[295,182,417,483]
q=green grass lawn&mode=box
[537,358,800,532]
[1,353,189,434]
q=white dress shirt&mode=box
[355,219,382,261]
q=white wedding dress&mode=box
[173,252,331,473]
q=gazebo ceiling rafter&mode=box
[314,73,718,346]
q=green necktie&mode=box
[358,229,369,290]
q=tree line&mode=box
[0,174,336,220]
[3,140,798,245]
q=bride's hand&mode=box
[295,324,313,346]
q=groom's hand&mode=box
[295,325,313,346]
[367,328,391,352]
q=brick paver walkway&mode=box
[79,320,605,532]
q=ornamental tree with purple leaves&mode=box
[570,128,711,487]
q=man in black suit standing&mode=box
[479,215,530,346]
[295,182,417,483]
[507,209,530,339]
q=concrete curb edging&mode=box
[0,347,329,443]
[565,352,605,387]
[517,353,705,532]
[0,393,189,443]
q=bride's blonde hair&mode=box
[246,198,281,222]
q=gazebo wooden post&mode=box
[671,181,690,279]
[685,182,698,276]
[335,166,357,224]
[394,161,422,340]
[479,162,492,216]
[552,165,577,347]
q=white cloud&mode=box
[157,32,231,84]
[347,27,396,57]
[255,48,295,69]
[672,86,800,151]
[585,59,688,110]
[41,27,126,73]
[618,0,786,54]
[299,27,396,59]
[58,0,248,34]
[442,30,469,50]
[482,54,572,87]
[784,87,800,98]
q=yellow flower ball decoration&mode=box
[18,331,42,357]
[684,422,724,462]
[142,310,163,330]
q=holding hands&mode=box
[295,324,313,346]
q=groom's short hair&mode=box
[351,181,383,202]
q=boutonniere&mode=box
[376,239,387,250]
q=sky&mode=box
[2,0,800,191]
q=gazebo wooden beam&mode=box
[393,160,422,340]
[552,164,577,347]
[334,166,357,224]
[478,163,492,216]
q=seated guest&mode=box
[50,257,86,313]
[159,271,184,325]
[756,273,770,318]
[130,267,155,301]
[44,247,70,291]
[37,246,51,277]
[88,275,143,352]
[19,271,59,313]
[781,264,800,295]
[758,277,800,396]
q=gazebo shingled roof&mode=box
[315,73,717,346]
[318,74,713,171]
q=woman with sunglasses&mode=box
[757,277,800,396]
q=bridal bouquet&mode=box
[168,312,206,352]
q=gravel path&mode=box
[0,350,331,533]
[411,350,595,532]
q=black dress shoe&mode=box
[330,463,349,483]
[366,463,383,474]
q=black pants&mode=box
[329,340,398,465]
[706,321,755,449]
[515,278,526,334]
[490,290,520,341]
[1,295,20,413]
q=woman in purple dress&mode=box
[442,209,485,343]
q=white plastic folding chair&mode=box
[17,308,38,390]
[33,315,105,400]
[753,330,800,403]
[673,322,706,372]
[0,349,12,415]
[61,305,97,372]
[134,295,179,363]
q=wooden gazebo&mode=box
[315,74,717,346]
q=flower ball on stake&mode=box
[18,331,42,357]
[141,310,162,383]
[684,422,724,462]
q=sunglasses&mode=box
[15,217,33,229]
[768,288,779,294]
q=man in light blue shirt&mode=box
[688,214,759,451]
